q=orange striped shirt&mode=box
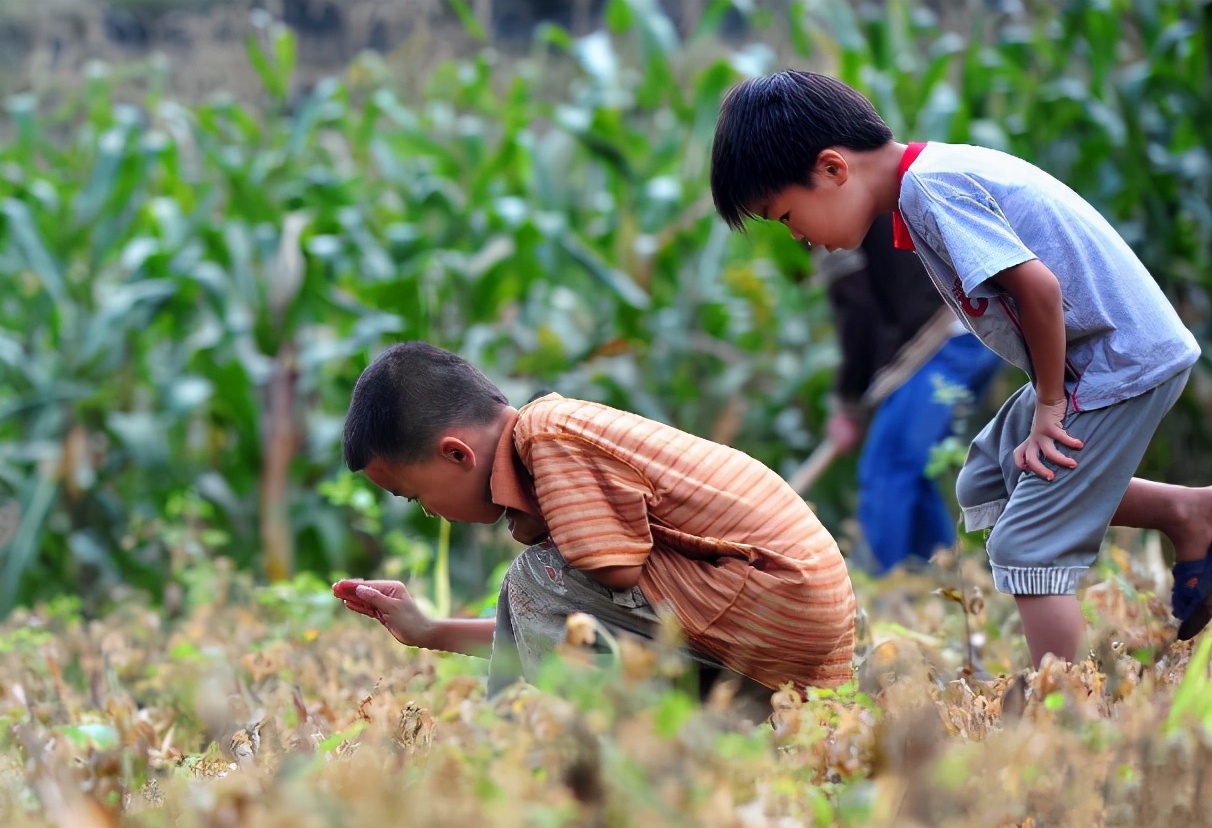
[489,394,856,690]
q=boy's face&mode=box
[364,448,504,525]
[758,150,871,252]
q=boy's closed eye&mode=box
[774,212,812,249]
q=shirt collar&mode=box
[891,141,928,251]
[488,408,541,518]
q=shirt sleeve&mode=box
[523,434,654,571]
[900,171,1037,299]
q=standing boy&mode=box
[710,70,1210,667]
[335,342,856,694]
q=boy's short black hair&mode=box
[711,71,893,230]
[343,342,508,471]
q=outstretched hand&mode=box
[333,579,434,649]
[1013,397,1083,480]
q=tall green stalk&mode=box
[435,518,452,619]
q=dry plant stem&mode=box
[1016,594,1085,668]
[956,547,975,677]
[937,539,979,677]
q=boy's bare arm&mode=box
[334,579,496,657]
[418,617,496,657]
[991,259,1084,480]
[585,564,645,591]
[992,260,1067,403]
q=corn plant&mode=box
[0,2,831,615]
[1,0,1209,616]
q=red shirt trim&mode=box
[891,142,928,251]
[488,408,543,519]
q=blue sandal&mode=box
[1172,554,1212,641]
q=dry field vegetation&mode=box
[2,536,1211,828]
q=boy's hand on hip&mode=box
[1014,398,1083,481]
[333,579,435,649]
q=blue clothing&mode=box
[858,333,1002,573]
[898,143,1201,412]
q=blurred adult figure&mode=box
[820,214,1003,573]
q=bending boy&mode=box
[335,342,857,695]
[711,70,1210,667]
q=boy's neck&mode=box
[484,406,519,475]
[869,141,910,215]
[486,404,544,517]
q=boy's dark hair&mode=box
[711,71,893,230]
[343,342,508,471]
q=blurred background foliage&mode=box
[0,0,1208,620]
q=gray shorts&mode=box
[955,369,1189,596]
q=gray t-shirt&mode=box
[898,142,1200,411]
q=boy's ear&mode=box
[436,436,476,467]
[815,149,849,186]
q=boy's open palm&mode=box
[1015,398,1083,481]
[333,579,434,649]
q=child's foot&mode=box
[1170,486,1212,641]
[1173,557,1212,640]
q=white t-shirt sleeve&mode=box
[901,172,1037,299]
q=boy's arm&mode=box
[589,565,645,591]
[407,617,495,657]
[990,259,1084,479]
[421,618,496,657]
[334,579,496,658]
